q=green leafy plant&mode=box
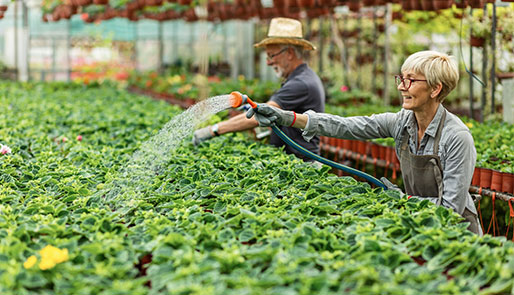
[1,81,513,294]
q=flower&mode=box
[0,144,11,155]
[38,245,69,270]
[466,122,473,128]
[76,135,83,141]
[61,137,68,143]
[23,255,37,269]
[340,85,349,92]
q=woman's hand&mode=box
[246,104,295,127]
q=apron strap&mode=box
[433,110,447,155]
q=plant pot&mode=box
[410,0,422,10]
[0,5,8,11]
[370,143,380,159]
[479,168,492,188]
[348,1,361,12]
[470,35,485,47]
[491,170,502,191]
[401,0,413,10]
[502,173,513,194]
[432,0,452,10]
[471,167,481,186]
[378,145,388,161]
[298,0,315,7]
[392,11,403,20]
[421,0,435,11]
[469,0,484,7]
[357,141,368,155]
[455,0,467,8]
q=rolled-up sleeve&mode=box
[440,130,477,214]
[302,110,400,142]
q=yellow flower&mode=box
[466,122,473,128]
[238,75,245,81]
[23,255,37,269]
[39,258,57,270]
[38,245,69,270]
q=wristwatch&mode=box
[211,123,220,136]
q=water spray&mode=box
[229,91,387,190]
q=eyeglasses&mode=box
[395,75,427,90]
[266,47,289,62]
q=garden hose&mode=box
[229,91,387,190]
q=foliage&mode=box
[462,118,514,173]
[128,70,281,102]
[1,81,513,294]
[326,85,379,106]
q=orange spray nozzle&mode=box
[229,91,257,109]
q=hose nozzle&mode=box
[229,91,257,109]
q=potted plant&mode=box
[470,15,490,47]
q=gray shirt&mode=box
[303,105,477,215]
[270,63,325,161]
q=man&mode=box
[192,17,325,161]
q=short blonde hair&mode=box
[401,51,459,102]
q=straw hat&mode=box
[254,17,316,51]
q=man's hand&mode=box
[192,126,214,146]
[246,104,295,127]
[381,177,407,197]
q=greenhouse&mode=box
[0,0,514,293]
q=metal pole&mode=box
[383,3,391,105]
[469,14,474,120]
[356,12,362,89]
[158,21,163,73]
[27,2,31,81]
[133,21,138,71]
[22,0,28,82]
[222,21,227,62]
[490,2,496,113]
[342,15,350,88]
[52,38,56,80]
[14,0,18,80]
[67,19,71,82]
[481,4,487,123]
[318,16,324,74]
[372,6,378,95]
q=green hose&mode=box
[270,124,387,189]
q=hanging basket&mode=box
[469,0,484,8]
[432,0,453,10]
[470,35,485,47]
[421,0,435,11]
[348,1,361,12]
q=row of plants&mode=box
[1,81,514,293]
[127,69,281,103]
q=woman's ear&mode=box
[431,83,443,99]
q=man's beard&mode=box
[273,66,284,79]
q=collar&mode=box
[285,63,307,82]
[424,104,445,138]
[403,104,445,138]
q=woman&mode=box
[246,51,482,235]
